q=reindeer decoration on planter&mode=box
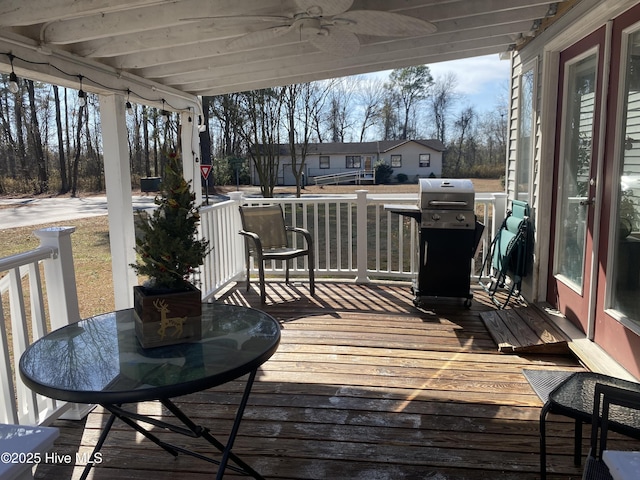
[153,298,187,339]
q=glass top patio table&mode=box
[20,302,281,404]
[19,302,281,480]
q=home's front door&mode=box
[591,5,640,373]
[548,27,606,332]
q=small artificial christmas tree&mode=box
[132,152,209,291]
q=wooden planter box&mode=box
[133,285,202,348]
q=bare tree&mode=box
[26,80,47,193]
[210,93,244,158]
[53,85,69,193]
[241,88,284,197]
[380,96,399,140]
[70,102,85,197]
[385,65,433,140]
[451,107,475,176]
[355,76,385,142]
[430,72,459,145]
[14,82,28,185]
[0,76,18,180]
[324,78,355,142]
[284,82,331,197]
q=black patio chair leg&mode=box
[258,261,266,304]
[540,401,551,480]
[574,418,582,466]
[245,254,250,292]
[285,260,290,284]
[309,256,315,297]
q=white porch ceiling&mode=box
[0,0,570,102]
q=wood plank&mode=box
[501,307,541,347]
[39,283,606,480]
[480,305,572,354]
[479,310,521,352]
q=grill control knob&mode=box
[432,213,441,221]
[456,214,466,222]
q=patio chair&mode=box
[239,204,315,303]
[479,199,533,308]
[539,372,640,479]
[583,383,640,479]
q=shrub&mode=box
[374,160,393,184]
[396,173,408,183]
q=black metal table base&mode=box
[80,370,262,480]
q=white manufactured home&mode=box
[259,139,445,185]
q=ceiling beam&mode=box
[0,0,165,26]
[182,35,513,95]
[109,4,546,71]
[189,46,508,97]
[140,20,531,81]
[70,0,551,60]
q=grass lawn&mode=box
[0,216,115,319]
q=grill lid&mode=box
[419,179,474,211]
[419,178,475,229]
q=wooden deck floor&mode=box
[37,282,597,479]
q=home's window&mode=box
[419,154,430,167]
[391,155,402,167]
[516,62,536,204]
[319,156,330,169]
[346,155,361,168]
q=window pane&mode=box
[554,53,596,288]
[611,30,640,320]
[346,156,361,168]
[517,67,534,203]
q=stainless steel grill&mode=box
[385,178,483,307]
[418,178,475,229]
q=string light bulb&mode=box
[125,89,133,114]
[160,99,170,119]
[77,75,86,107]
[8,72,19,94]
[8,54,19,94]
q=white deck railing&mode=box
[2,191,507,426]
[199,190,507,300]
[0,227,84,426]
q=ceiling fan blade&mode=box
[295,0,353,17]
[227,25,294,49]
[180,14,290,22]
[336,10,437,36]
[309,27,360,56]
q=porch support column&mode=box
[180,111,203,206]
[355,190,370,284]
[100,93,137,309]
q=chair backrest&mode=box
[239,204,288,249]
[492,200,533,277]
[590,382,640,459]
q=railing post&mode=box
[228,191,244,204]
[355,190,370,284]
[228,192,246,279]
[34,227,80,330]
[492,193,508,236]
